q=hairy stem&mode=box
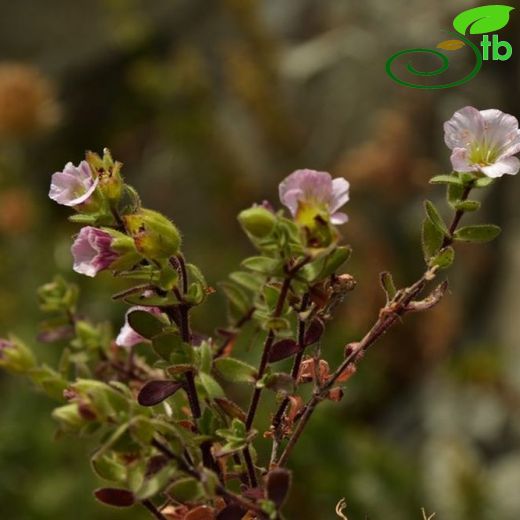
[270,292,310,464]
[278,190,473,465]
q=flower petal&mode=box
[450,148,475,172]
[479,156,520,178]
[444,106,484,150]
[330,212,349,225]
[330,178,350,213]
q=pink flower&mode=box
[279,169,350,225]
[71,227,119,277]
[444,107,520,178]
[116,306,162,348]
[49,160,98,206]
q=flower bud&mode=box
[238,206,277,238]
[123,209,181,260]
[86,149,124,202]
[52,403,91,432]
[38,276,79,313]
[0,336,37,374]
[71,226,139,277]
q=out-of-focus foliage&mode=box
[1,0,520,519]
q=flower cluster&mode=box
[0,106,518,520]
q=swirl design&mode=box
[385,33,482,89]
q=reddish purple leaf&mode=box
[216,504,247,520]
[268,339,300,362]
[94,488,135,507]
[266,468,292,509]
[137,380,183,407]
[304,318,324,346]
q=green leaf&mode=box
[430,246,455,269]
[263,373,295,395]
[214,357,257,383]
[421,218,444,262]
[124,293,180,307]
[229,271,264,292]
[474,176,495,188]
[424,200,449,235]
[454,224,501,243]
[151,331,183,361]
[317,246,352,280]
[127,310,166,339]
[198,372,225,399]
[135,466,175,500]
[453,5,514,35]
[453,200,481,212]
[219,282,251,321]
[447,183,465,207]
[185,281,205,305]
[379,271,397,302]
[168,477,203,502]
[91,454,127,483]
[241,256,283,275]
[429,174,463,186]
[68,213,99,224]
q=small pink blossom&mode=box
[116,306,162,348]
[444,106,520,178]
[71,227,119,277]
[279,169,350,225]
[49,160,98,206]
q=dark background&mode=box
[1,1,520,518]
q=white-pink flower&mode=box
[278,169,350,225]
[444,106,520,178]
[116,306,163,348]
[71,227,119,277]
[49,160,98,206]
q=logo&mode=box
[386,5,514,89]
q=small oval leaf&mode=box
[216,504,247,520]
[454,224,501,243]
[268,339,300,362]
[214,357,258,383]
[137,380,183,406]
[304,318,325,346]
[94,488,135,507]
[266,468,292,509]
[437,39,465,51]
[453,5,514,35]
[127,310,166,339]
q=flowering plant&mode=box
[1,107,518,519]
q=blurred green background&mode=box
[1,0,520,518]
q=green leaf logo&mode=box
[453,5,514,35]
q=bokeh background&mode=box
[1,0,520,518]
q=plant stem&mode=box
[241,256,308,486]
[245,275,292,430]
[441,184,472,248]
[270,293,310,464]
[278,191,474,465]
[171,254,201,420]
[142,499,168,520]
[152,438,265,516]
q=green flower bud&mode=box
[38,275,79,313]
[238,206,277,238]
[123,209,181,260]
[86,148,124,203]
[0,336,37,374]
[52,403,92,432]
